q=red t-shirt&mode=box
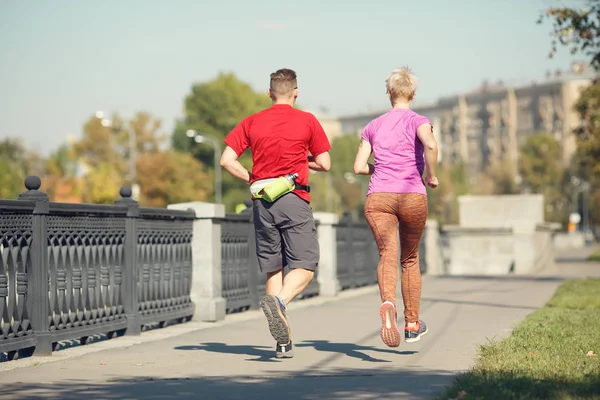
[224,104,331,203]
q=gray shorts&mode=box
[253,193,319,273]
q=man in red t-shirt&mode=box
[220,68,331,359]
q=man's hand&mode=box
[426,174,439,188]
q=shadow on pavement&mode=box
[295,340,416,362]
[174,343,280,362]
[421,298,538,311]
[435,275,565,282]
[173,340,416,364]
[0,368,455,400]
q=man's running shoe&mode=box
[260,295,291,345]
[275,340,294,359]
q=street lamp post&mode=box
[187,130,222,204]
[96,111,139,200]
[571,176,591,243]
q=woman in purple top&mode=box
[353,67,439,348]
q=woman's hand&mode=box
[426,174,439,188]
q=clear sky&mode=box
[0,0,584,155]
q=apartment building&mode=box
[317,63,594,176]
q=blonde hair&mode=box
[386,66,418,101]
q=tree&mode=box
[172,72,273,211]
[0,138,28,199]
[73,111,165,177]
[328,135,370,217]
[520,134,563,192]
[427,162,470,225]
[539,0,600,70]
[471,157,520,197]
[571,80,600,227]
[82,162,122,204]
[519,134,567,222]
[540,0,600,231]
[173,72,271,167]
[73,111,210,206]
[136,151,211,208]
[43,144,82,202]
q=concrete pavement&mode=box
[0,250,598,400]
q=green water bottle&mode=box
[261,173,298,202]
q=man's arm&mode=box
[353,138,374,175]
[220,146,252,183]
[308,153,331,172]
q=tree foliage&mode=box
[73,111,210,206]
[136,150,211,208]
[172,72,273,211]
[520,134,564,193]
[0,138,29,199]
[43,144,82,202]
[473,157,520,196]
[519,134,568,223]
[173,72,271,167]
[571,79,600,226]
[541,0,600,231]
[326,135,370,217]
[539,0,600,70]
[427,162,470,225]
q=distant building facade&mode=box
[316,64,594,177]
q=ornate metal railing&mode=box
[137,208,194,325]
[46,203,128,345]
[218,207,351,314]
[0,199,36,357]
[1,177,391,360]
[217,210,324,314]
[334,220,379,290]
[0,177,195,360]
[219,212,258,313]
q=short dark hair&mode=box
[270,68,297,96]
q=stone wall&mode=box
[441,194,556,275]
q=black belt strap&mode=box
[295,183,311,193]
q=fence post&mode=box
[168,201,226,322]
[243,203,260,309]
[115,186,141,335]
[19,176,52,356]
[342,214,356,288]
[422,219,444,275]
[314,212,340,297]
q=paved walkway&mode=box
[1,249,599,400]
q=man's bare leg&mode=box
[260,268,313,356]
[266,269,284,296]
[278,268,314,305]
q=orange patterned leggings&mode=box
[364,192,428,323]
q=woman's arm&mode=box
[353,138,374,175]
[416,123,439,188]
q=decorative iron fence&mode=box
[334,220,379,290]
[0,177,195,359]
[218,205,368,313]
[219,212,258,313]
[1,177,404,360]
